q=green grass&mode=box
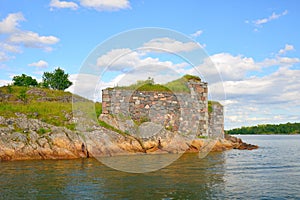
[114,74,202,93]
[116,83,172,92]
[95,102,102,118]
[37,128,51,135]
[165,74,202,93]
[0,82,222,137]
[0,86,75,128]
[0,85,71,100]
[0,86,107,131]
[197,135,208,139]
[0,101,72,126]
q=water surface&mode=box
[1,135,299,199]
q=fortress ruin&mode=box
[101,77,224,139]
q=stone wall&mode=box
[102,80,223,137]
[208,103,224,139]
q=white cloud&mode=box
[67,73,99,99]
[278,44,294,55]
[189,53,260,83]
[190,30,203,38]
[79,0,130,11]
[143,37,200,53]
[260,57,300,67]
[189,50,300,87]
[67,73,125,101]
[0,12,25,34]
[211,53,259,80]
[96,48,188,74]
[8,31,59,51]
[0,52,10,62]
[50,0,79,10]
[0,43,21,53]
[207,54,300,102]
[0,79,11,87]
[251,10,288,27]
[28,60,49,68]
[0,12,60,62]
[221,65,300,129]
[78,45,300,129]
[96,48,134,68]
[182,46,300,129]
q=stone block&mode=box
[102,97,110,102]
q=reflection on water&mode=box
[99,153,184,173]
[0,153,226,199]
[1,135,300,199]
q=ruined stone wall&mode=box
[102,81,221,136]
[208,103,224,138]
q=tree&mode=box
[12,74,38,87]
[42,68,72,90]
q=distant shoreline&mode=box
[228,133,300,135]
[226,122,300,135]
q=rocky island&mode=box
[0,75,258,162]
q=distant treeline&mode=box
[226,122,300,135]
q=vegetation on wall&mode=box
[1,73,221,135]
[114,74,202,93]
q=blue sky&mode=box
[0,0,300,129]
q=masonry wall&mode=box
[102,81,223,137]
[208,103,224,139]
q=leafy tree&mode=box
[42,68,72,90]
[12,74,38,87]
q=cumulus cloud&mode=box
[190,30,203,38]
[79,0,130,11]
[143,37,200,53]
[67,34,300,129]
[0,12,25,34]
[96,48,188,73]
[28,60,49,68]
[50,0,79,10]
[278,44,294,55]
[182,45,300,129]
[0,12,60,62]
[224,92,300,129]
[67,73,127,101]
[0,52,11,62]
[209,53,259,80]
[188,53,260,85]
[0,79,11,87]
[190,50,300,87]
[0,43,21,53]
[96,48,134,68]
[260,57,300,68]
[219,63,300,129]
[8,31,59,50]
